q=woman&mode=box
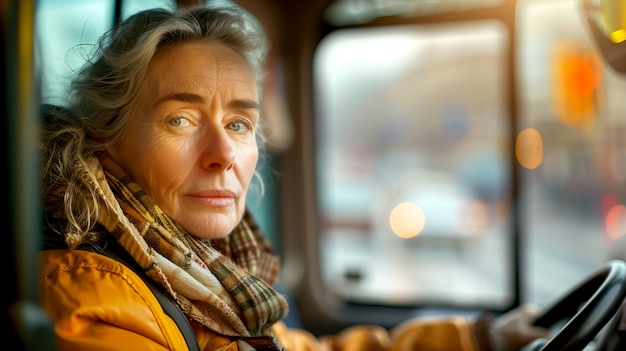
[39,4,547,351]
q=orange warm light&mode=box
[515,128,543,170]
[552,43,602,131]
[602,193,626,240]
[605,204,626,240]
[389,202,425,239]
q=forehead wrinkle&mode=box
[143,42,257,109]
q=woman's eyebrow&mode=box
[229,99,259,110]
[156,93,205,105]
[155,93,258,111]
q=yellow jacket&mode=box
[40,249,481,351]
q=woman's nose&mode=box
[201,128,235,171]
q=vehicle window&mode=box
[314,20,513,309]
[313,0,626,310]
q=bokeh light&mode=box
[552,43,601,132]
[605,204,626,240]
[389,202,425,239]
[515,128,543,170]
[456,199,489,235]
[602,193,626,240]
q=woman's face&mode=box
[108,41,259,239]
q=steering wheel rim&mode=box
[532,260,626,351]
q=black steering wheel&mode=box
[524,260,626,351]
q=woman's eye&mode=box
[227,121,250,132]
[168,116,190,127]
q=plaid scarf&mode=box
[82,152,288,337]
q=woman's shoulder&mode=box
[40,249,189,350]
[41,248,137,278]
[40,248,165,320]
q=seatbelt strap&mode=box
[99,241,201,351]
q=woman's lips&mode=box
[187,190,236,207]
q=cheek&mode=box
[142,139,192,185]
[122,136,191,200]
[241,144,259,180]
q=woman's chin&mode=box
[181,213,240,239]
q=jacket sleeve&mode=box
[273,316,482,351]
[40,250,189,351]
